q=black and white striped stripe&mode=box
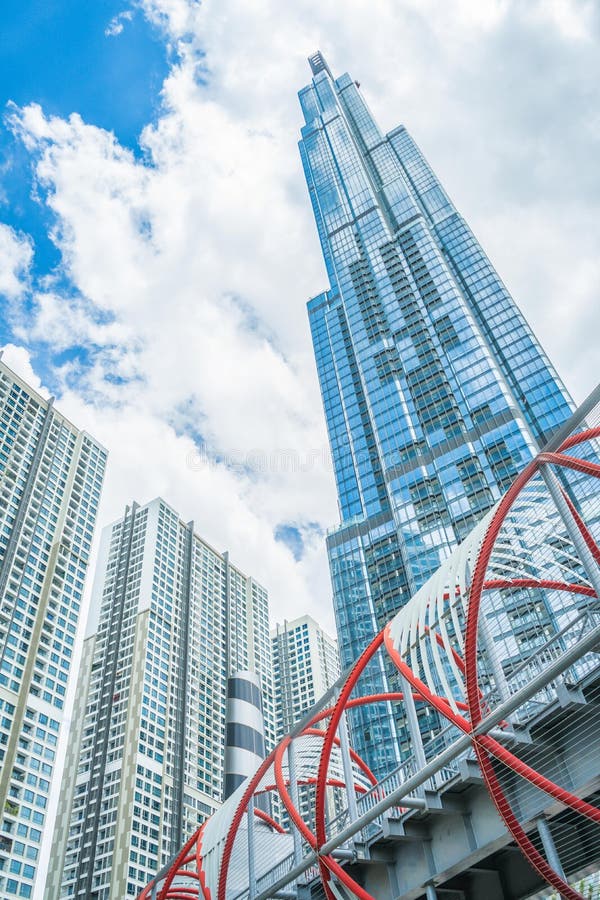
[223,671,265,800]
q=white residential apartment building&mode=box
[272,614,340,736]
[271,616,341,831]
[0,358,107,899]
[46,497,275,899]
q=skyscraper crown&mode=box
[308,50,332,77]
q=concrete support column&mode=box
[537,816,566,882]
[423,839,439,900]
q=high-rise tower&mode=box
[271,615,341,831]
[272,614,340,737]
[46,498,275,900]
[0,357,106,899]
[299,52,574,775]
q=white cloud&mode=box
[1,343,45,394]
[4,0,599,633]
[529,0,596,41]
[105,9,134,37]
[0,223,33,300]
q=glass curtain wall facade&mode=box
[0,358,106,899]
[46,498,275,900]
[299,52,574,776]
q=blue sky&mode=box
[1,1,167,145]
[0,0,598,629]
[0,0,168,321]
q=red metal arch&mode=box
[141,425,600,900]
[463,428,600,899]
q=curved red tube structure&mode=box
[141,422,600,900]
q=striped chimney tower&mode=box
[223,671,266,800]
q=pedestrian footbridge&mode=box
[141,391,600,900]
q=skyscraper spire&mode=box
[308,50,332,77]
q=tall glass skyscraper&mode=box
[299,52,574,775]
